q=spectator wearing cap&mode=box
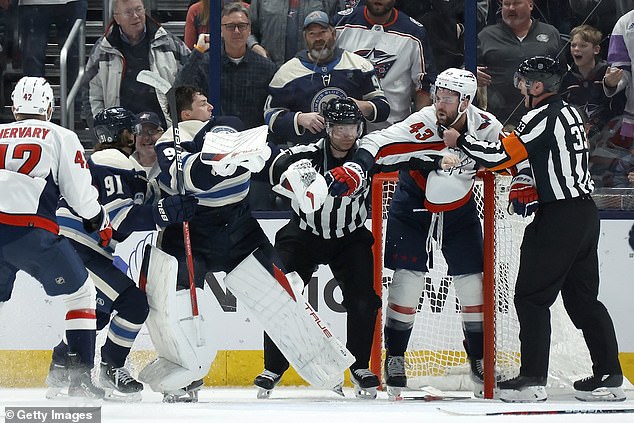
[264,10,390,146]
[248,0,343,68]
[175,2,277,130]
[132,111,164,181]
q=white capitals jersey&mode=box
[360,104,503,211]
[0,119,100,233]
[335,7,435,124]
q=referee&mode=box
[254,98,382,399]
[443,56,624,403]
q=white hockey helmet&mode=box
[433,68,477,104]
[12,76,55,117]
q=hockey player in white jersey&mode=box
[0,77,111,398]
[325,69,504,398]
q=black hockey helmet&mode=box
[93,106,140,145]
[322,97,364,125]
[514,55,563,93]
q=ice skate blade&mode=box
[163,392,199,403]
[45,387,67,399]
[499,386,547,403]
[104,389,142,403]
[256,387,272,399]
[386,386,403,401]
[575,387,626,402]
[353,386,377,399]
[331,384,345,397]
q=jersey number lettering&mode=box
[104,174,124,196]
[0,143,42,174]
[409,122,434,141]
[74,150,87,168]
[570,125,587,152]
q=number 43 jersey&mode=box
[0,119,100,234]
[358,104,503,212]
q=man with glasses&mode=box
[81,0,189,130]
[132,111,163,182]
[325,69,503,399]
[176,2,277,130]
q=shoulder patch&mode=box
[410,17,424,27]
[338,7,353,16]
[90,149,135,170]
[209,125,238,134]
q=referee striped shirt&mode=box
[270,138,368,239]
[457,95,594,203]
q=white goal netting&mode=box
[370,172,593,393]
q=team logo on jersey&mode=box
[354,48,397,79]
[536,33,550,43]
[477,113,491,131]
[312,87,347,112]
[55,276,65,285]
[210,125,238,134]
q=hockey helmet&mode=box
[93,107,140,145]
[514,55,563,93]
[432,68,477,104]
[12,76,55,117]
[323,97,364,140]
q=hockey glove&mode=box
[82,206,113,248]
[324,162,366,197]
[153,194,199,227]
[508,172,539,217]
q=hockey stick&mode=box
[438,407,634,416]
[136,70,203,346]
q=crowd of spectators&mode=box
[2,0,634,209]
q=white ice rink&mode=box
[1,387,633,423]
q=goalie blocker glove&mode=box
[325,162,366,197]
[508,170,539,217]
[153,195,198,227]
[82,206,113,248]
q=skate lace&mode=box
[260,369,280,382]
[112,367,135,385]
[352,368,375,379]
[386,356,406,377]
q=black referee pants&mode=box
[263,223,381,374]
[514,196,622,378]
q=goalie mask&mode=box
[432,68,477,129]
[93,106,141,147]
[12,76,55,120]
[323,98,364,153]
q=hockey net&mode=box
[369,172,593,398]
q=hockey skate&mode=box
[99,362,143,402]
[66,353,105,399]
[254,370,282,399]
[45,360,69,399]
[384,356,407,400]
[573,374,626,402]
[350,368,379,399]
[162,379,203,403]
[498,375,547,403]
[469,357,484,398]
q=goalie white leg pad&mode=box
[138,245,217,392]
[224,251,355,390]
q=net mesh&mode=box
[373,173,593,391]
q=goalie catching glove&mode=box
[325,162,366,197]
[508,170,539,217]
[82,206,113,248]
[153,195,198,227]
[273,159,328,213]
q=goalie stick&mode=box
[438,407,634,416]
[136,70,202,346]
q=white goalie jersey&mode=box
[359,104,503,212]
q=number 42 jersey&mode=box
[0,119,100,234]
